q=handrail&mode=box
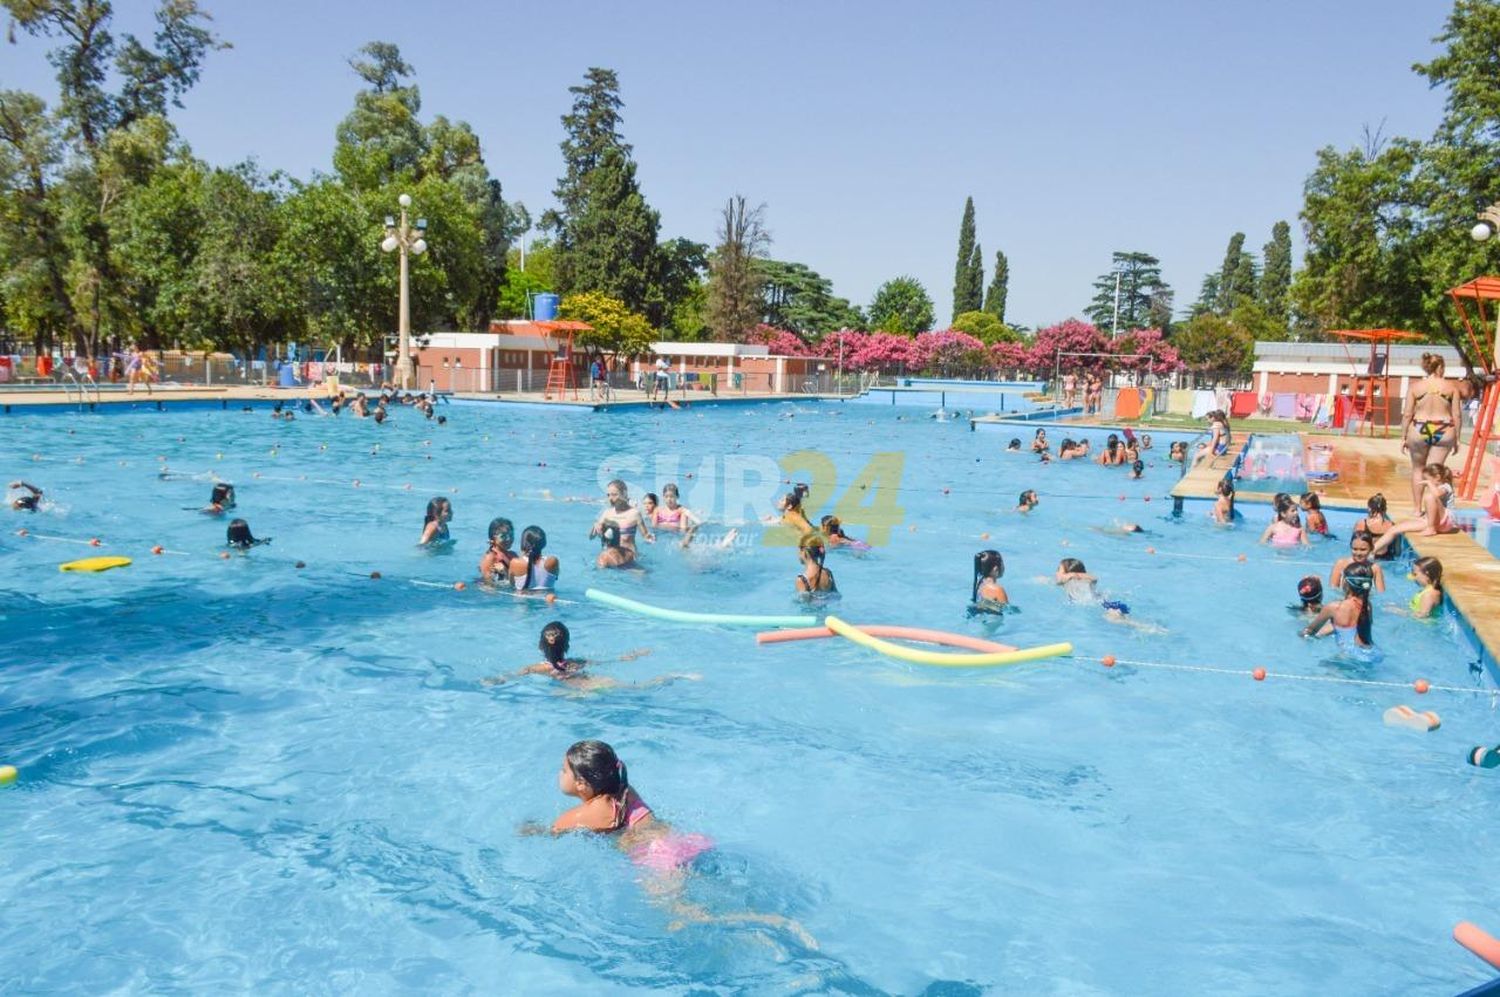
[80,371,100,403]
[59,370,80,406]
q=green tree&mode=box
[758,258,862,335]
[952,309,1018,344]
[545,67,629,236]
[706,195,768,342]
[0,90,72,349]
[1191,272,1220,318]
[1259,221,1292,324]
[983,249,1008,323]
[649,236,707,334]
[869,275,934,334]
[951,196,981,319]
[560,290,654,357]
[557,147,659,311]
[1085,251,1170,332]
[333,42,424,191]
[1213,233,1260,312]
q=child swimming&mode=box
[1299,493,1330,537]
[970,549,1008,613]
[1016,489,1039,514]
[1407,556,1444,619]
[1299,561,1375,649]
[419,496,453,546]
[486,623,674,691]
[203,482,236,516]
[1211,478,1236,524]
[8,480,43,511]
[1330,531,1387,593]
[820,515,869,550]
[226,518,269,550]
[1054,557,1162,631]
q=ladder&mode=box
[1447,278,1500,501]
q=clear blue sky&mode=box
[2,0,1455,329]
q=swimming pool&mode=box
[1,401,1495,993]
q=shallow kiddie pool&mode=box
[0,401,1494,993]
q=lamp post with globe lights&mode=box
[381,193,428,389]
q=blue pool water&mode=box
[1,401,1496,994]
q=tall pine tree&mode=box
[1259,220,1292,325]
[984,249,1009,323]
[1085,252,1170,332]
[952,196,981,319]
[966,242,984,319]
[563,148,661,312]
[1214,233,1257,313]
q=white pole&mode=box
[1112,271,1121,336]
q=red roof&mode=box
[1448,276,1500,301]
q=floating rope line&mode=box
[1098,655,1495,698]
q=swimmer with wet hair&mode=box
[596,522,637,569]
[8,481,43,512]
[203,482,236,516]
[795,532,837,596]
[971,549,1008,612]
[511,525,561,591]
[1130,459,1144,479]
[226,518,270,550]
[1055,557,1163,632]
[479,517,516,583]
[1016,489,1039,513]
[420,496,453,546]
[1300,561,1375,648]
[1006,438,1022,452]
[485,622,667,690]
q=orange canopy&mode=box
[1326,329,1424,342]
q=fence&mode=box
[417,366,845,399]
[0,351,386,390]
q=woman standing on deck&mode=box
[1399,353,1464,513]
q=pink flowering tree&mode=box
[1114,327,1184,376]
[848,332,921,371]
[1027,319,1115,379]
[990,340,1031,374]
[753,324,813,357]
[913,329,990,375]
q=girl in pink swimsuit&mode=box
[1260,505,1309,548]
[1371,464,1460,556]
[649,482,699,546]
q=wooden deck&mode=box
[1172,431,1500,670]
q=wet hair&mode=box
[662,482,680,499]
[1424,463,1453,485]
[781,490,804,513]
[792,482,811,503]
[519,525,547,560]
[1366,493,1388,517]
[1059,557,1087,575]
[226,518,261,549]
[1413,556,1444,591]
[1007,438,1022,450]
[565,739,627,801]
[606,478,629,501]
[1348,530,1375,555]
[539,621,571,668]
[1060,438,1075,451]
[1131,459,1144,475]
[643,492,659,508]
[1272,492,1294,514]
[1018,489,1038,508]
[599,522,621,548]
[1034,428,1046,439]
[373,407,387,424]
[820,514,845,537]
[1342,561,1375,645]
[210,483,235,507]
[437,415,447,425]
[1300,493,1321,510]
[1420,352,1445,376]
[1297,575,1323,605]
[487,517,514,544]
[424,496,450,525]
[798,531,827,565]
[14,493,38,511]
[1107,434,1118,445]
[972,549,1005,602]
[1214,477,1236,520]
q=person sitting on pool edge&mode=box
[226,518,269,550]
[1371,464,1460,557]
[795,532,837,597]
[479,517,516,584]
[1300,561,1375,649]
[596,522,637,570]
[1330,531,1386,594]
[9,480,43,511]
[203,482,236,516]
[419,496,453,546]
[510,525,560,592]
[970,549,1008,613]
[1407,556,1444,619]
[1017,489,1040,514]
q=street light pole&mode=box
[381,193,428,390]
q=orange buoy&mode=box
[545,593,557,604]
[151,545,164,555]
[979,532,990,540]
[89,538,101,547]
[1252,667,1267,681]
[454,581,466,591]
[1101,655,1117,667]
[1414,678,1431,694]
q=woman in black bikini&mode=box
[1400,353,1463,513]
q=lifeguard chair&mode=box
[1328,329,1423,438]
[536,320,590,401]
[1446,277,1500,500]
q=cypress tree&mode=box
[1214,233,1247,313]
[952,197,981,319]
[1259,220,1292,325]
[984,249,1009,323]
[967,242,984,318]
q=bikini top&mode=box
[1409,587,1436,614]
[612,790,652,830]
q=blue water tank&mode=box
[533,293,560,321]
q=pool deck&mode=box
[0,384,840,412]
[1173,432,1500,672]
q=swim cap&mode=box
[1297,576,1323,603]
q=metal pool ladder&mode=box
[60,370,100,409]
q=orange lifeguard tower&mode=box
[1327,329,1424,438]
[536,320,590,401]
[1446,277,1500,500]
